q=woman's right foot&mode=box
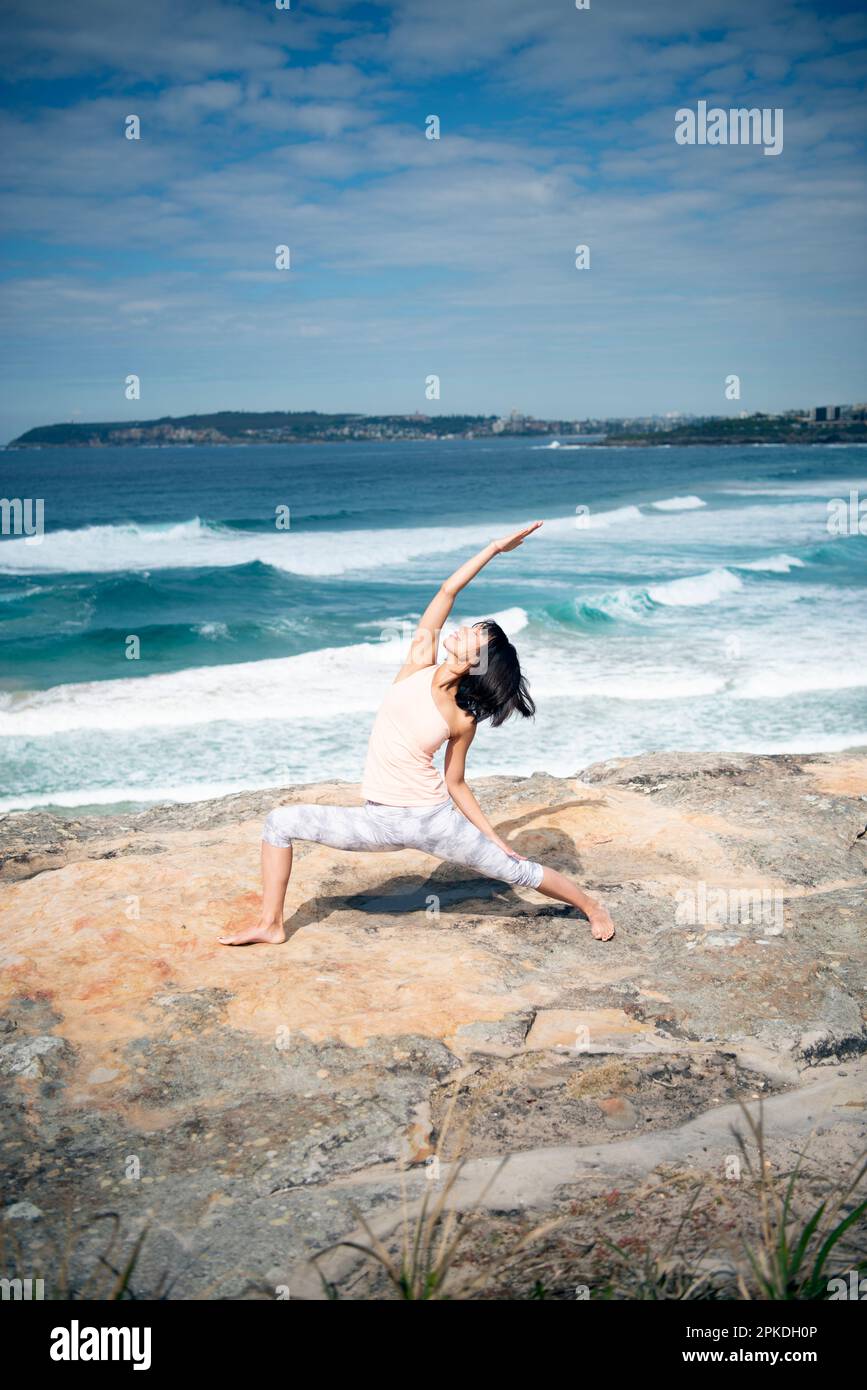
[587,908,616,941]
[219,920,286,947]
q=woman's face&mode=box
[444,623,488,668]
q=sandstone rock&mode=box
[597,1096,640,1129]
[1,752,865,1298]
[524,1008,670,1054]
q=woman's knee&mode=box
[472,837,544,890]
[508,857,544,890]
[262,807,295,848]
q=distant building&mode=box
[493,409,534,432]
[811,405,841,422]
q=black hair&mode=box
[455,620,535,727]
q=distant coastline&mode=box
[7,406,867,450]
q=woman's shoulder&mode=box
[427,664,474,737]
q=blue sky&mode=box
[1,0,865,441]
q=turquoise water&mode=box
[0,438,865,811]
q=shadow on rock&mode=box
[281,820,589,936]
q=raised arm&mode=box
[393,521,542,681]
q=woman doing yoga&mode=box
[220,521,615,946]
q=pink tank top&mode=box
[361,664,452,806]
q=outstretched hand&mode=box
[492,520,543,553]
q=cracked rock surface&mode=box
[1,750,865,1298]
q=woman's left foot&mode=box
[219,920,286,946]
[588,909,615,941]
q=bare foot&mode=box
[219,920,286,947]
[588,909,615,942]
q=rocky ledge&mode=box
[1,750,865,1299]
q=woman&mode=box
[220,521,615,946]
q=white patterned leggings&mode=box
[262,797,545,891]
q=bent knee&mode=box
[512,859,544,890]
[262,808,293,848]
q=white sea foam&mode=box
[732,668,867,700]
[575,498,824,551]
[0,777,286,813]
[650,495,706,511]
[721,479,867,498]
[0,507,655,576]
[0,647,395,736]
[564,504,643,531]
[580,588,655,623]
[0,491,835,577]
[734,554,805,573]
[0,606,529,738]
[531,668,726,701]
[531,440,599,450]
[0,516,524,578]
[580,566,749,622]
[0,584,45,601]
[646,568,743,607]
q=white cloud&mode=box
[0,0,864,438]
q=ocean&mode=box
[0,438,864,813]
